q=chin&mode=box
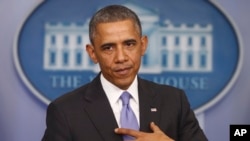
[116,79,133,89]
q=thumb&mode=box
[150,122,175,141]
[150,122,162,133]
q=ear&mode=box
[140,35,148,56]
[86,44,98,64]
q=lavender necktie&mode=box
[120,91,139,140]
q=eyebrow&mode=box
[100,39,137,48]
[100,43,115,49]
[123,39,137,44]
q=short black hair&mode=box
[89,5,142,44]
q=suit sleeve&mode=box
[42,102,72,141]
[178,90,208,141]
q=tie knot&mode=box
[120,91,131,105]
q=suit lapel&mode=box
[81,75,162,139]
[81,75,122,141]
[138,78,161,132]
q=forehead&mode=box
[97,19,136,30]
[94,20,140,41]
[100,19,133,29]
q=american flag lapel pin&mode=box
[151,107,157,112]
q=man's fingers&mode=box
[114,128,142,137]
[150,122,163,133]
[115,124,174,141]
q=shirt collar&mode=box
[100,74,139,105]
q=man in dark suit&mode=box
[42,4,207,141]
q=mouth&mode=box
[114,66,132,76]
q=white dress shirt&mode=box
[100,74,140,127]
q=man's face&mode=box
[86,19,148,90]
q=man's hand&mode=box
[114,122,174,141]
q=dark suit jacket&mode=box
[42,74,207,141]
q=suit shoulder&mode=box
[140,78,183,93]
[50,83,90,107]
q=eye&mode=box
[124,40,136,48]
[100,44,115,54]
[126,42,134,47]
[103,45,113,51]
[101,43,114,51]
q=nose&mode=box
[115,47,128,63]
